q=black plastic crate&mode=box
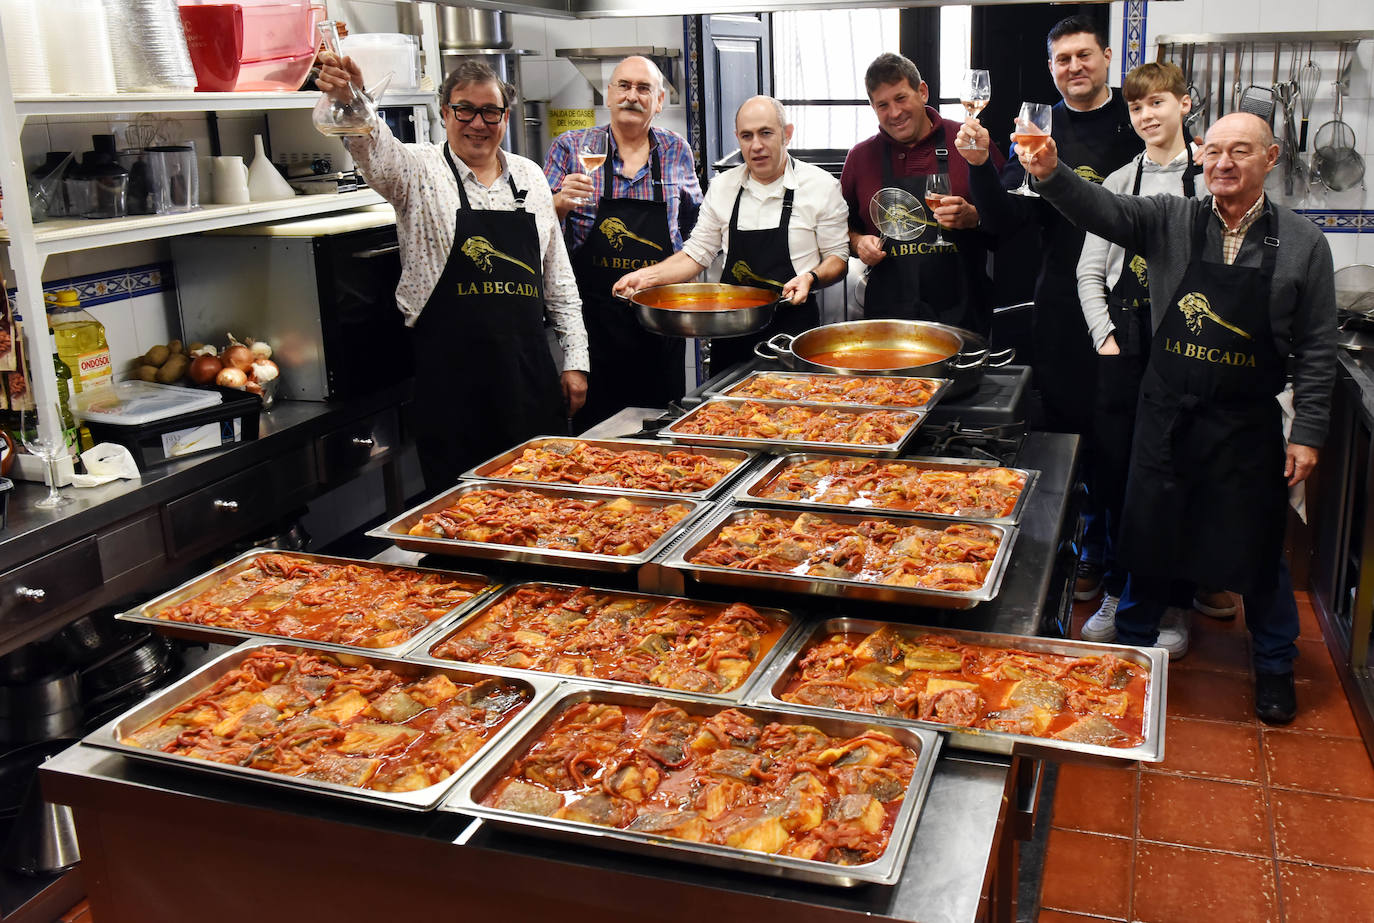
[84,387,261,468]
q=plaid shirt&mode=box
[545,125,703,253]
[1212,192,1266,265]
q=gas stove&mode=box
[906,420,1025,465]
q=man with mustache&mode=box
[612,96,849,373]
[318,57,588,492]
[545,56,703,428]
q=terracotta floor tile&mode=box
[1149,717,1262,783]
[1132,842,1278,923]
[1172,625,1251,675]
[1051,763,1138,836]
[1166,669,1255,724]
[1277,862,1374,923]
[1039,829,1133,918]
[1272,790,1374,870]
[1037,911,1123,923]
[1284,681,1362,737]
[1137,774,1271,856]
[1295,595,1323,641]
[1292,638,1340,686]
[1263,730,1374,799]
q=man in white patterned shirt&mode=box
[319,56,589,490]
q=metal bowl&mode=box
[625,283,782,339]
[754,319,979,377]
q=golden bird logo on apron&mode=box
[1074,164,1107,184]
[461,236,536,276]
[1177,292,1252,339]
[599,217,663,252]
[1129,254,1149,287]
[730,260,783,289]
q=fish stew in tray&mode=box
[723,372,948,409]
[666,400,922,451]
[759,620,1164,759]
[97,643,544,809]
[449,687,940,885]
[419,583,794,700]
[125,550,495,652]
[467,437,751,498]
[739,454,1036,523]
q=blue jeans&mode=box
[1116,555,1300,674]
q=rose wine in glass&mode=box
[1011,102,1053,197]
[959,70,991,149]
[575,130,607,204]
[924,173,951,247]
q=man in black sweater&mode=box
[959,15,1142,605]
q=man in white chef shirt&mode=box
[613,95,849,370]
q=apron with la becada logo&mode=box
[863,140,975,330]
[571,138,683,428]
[1117,204,1286,594]
[711,168,819,372]
[411,146,565,490]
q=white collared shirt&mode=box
[680,157,850,274]
[347,119,588,371]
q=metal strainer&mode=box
[1334,264,1374,318]
[1312,43,1364,192]
[856,187,928,306]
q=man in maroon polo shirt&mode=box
[842,53,1005,334]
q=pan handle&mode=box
[947,352,988,372]
[985,347,1017,368]
[755,332,794,361]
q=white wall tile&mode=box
[1201,2,1260,34]
[1256,0,1319,34]
[635,17,684,48]
[1325,232,1359,271]
[1316,0,1374,31]
[520,60,551,102]
[548,18,592,52]
[1354,233,1374,264]
[587,18,637,49]
[129,291,180,356]
[510,13,547,57]
[81,297,140,379]
[64,241,168,280]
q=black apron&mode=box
[571,139,683,429]
[411,147,565,492]
[711,171,819,372]
[862,141,972,329]
[1117,204,1286,594]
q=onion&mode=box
[250,340,273,360]
[189,354,224,386]
[216,367,248,389]
[250,358,279,383]
[245,380,264,395]
[223,344,253,372]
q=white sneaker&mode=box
[1081,594,1119,642]
[1155,607,1190,660]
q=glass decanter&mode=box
[312,20,392,137]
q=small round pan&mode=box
[623,283,784,339]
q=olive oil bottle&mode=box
[47,288,113,400]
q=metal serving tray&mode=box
[116,548,499,656]
[407,581,805,704]
[461,436,756,501]
[367,481,712,574]
[440,684,942,887]
[83,640,558,811]
[717,371,952,412]
[662,398,927,458]
[658,503,1018,610]
[731,453,1040,526]
[749,618,1167,763]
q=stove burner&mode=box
[911,421,1026,464]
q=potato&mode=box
[155,354,190,384]
[167,339,184,354]
[144,344,170,368]
[188,342,204,353]
[136,364,159,382]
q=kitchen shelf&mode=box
[0,190,386,257]
[12,91,434,125]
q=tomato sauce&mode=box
[803,347,947,369]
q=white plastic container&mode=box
[339,33,419,91]
[78,380,222,426]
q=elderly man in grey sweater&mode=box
[988,111,1336,724]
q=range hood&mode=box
[431,0,1054,20]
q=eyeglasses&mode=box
[449,104,507,124]
[611,79,655,97]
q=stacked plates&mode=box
[0,0,51,94]
[41,0,116,94]
[104,0,196,93]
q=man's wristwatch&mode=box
[807,270,820,288]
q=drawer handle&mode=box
[15,586,47,602]
[213,499,240,511]
[351,437,375,447]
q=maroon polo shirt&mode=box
[841,106,1006,236]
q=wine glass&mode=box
[19,403,73,510]
[958,70,992,150]
[924,173,951,247]
[1011,102,1053,197]
[574,130,608,205]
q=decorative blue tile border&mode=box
[5,261,175,318]
[1296,209,1373,233]
[1122,0,1147,79]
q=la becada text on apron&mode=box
[571,130,683,426]
[411,145,565,487]
[1118,203,1285,595]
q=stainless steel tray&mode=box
[717,371,952,412]
[367,481,711,574]
[440,684,942,887]
[461,436,756,501]
[731,453,1040,525]
[116,548,499,656]
[407,581,805,704]
[661,398,926,458]
[749,618,1166,762]
[658,503,1018,609]
[83,640,558,811]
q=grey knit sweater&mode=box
[1036,162,1337,448]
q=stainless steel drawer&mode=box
[0,537,102,627]
[163,448,316,557]
[316,410,399,485]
